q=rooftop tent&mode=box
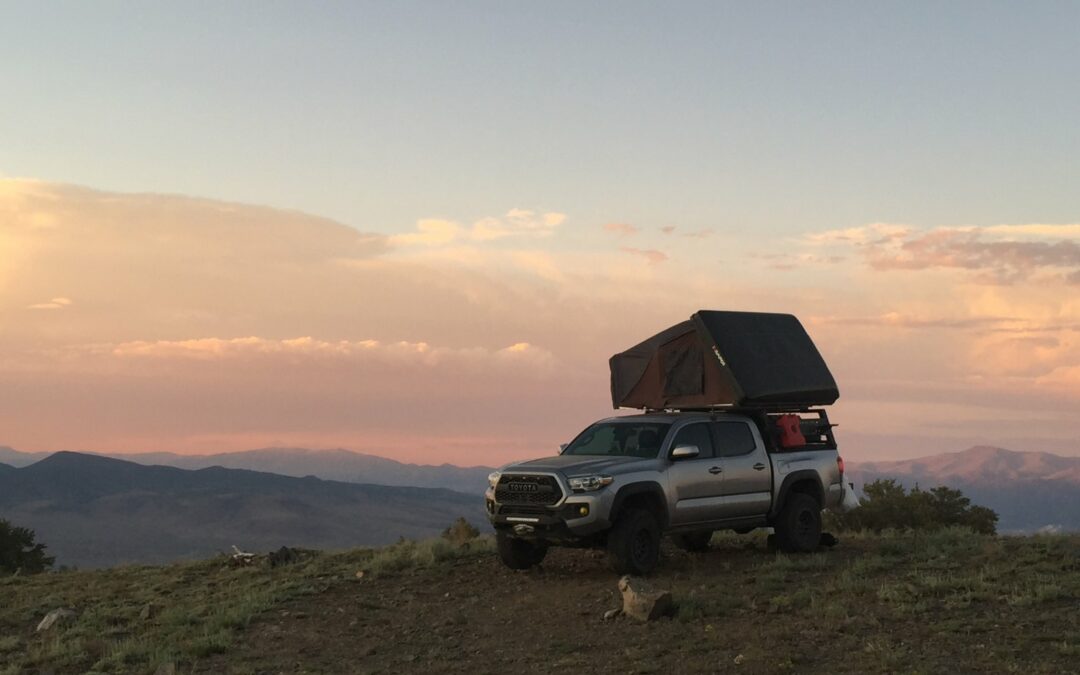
[609,310,839,410]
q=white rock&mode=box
[36,608,76,632]
[618,575,673,622]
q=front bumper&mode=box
[485,486,613,541]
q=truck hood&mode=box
[502,454,653,476]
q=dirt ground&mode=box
[207,533,1080,674]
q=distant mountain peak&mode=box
[28,450,134,469]
[853,445,1079,484]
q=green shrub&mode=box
[442,517,480,545]
[826,480,997,535]
[0,518,55,575]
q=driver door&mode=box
[665,422,726,525]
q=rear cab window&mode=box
[712,421,758,457]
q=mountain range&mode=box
[1,444,1077,569]
[0,445,492,494]
[845,446,1080,533]
[0,452,481,569]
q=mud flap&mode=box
[839,481,860,512]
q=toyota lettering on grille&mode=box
[507,482,540,493]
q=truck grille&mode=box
[495,474,563,506]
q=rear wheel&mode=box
[496,533,548,570]
[672,530,712,552]
[607,508,661,575]
[773,493,822,553]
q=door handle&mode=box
[753,463,766,471]
[708,466,723,475]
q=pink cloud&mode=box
[603,222,638,236]
[809,224,1080,285]
[619,246,668,264]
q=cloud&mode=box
[389,219,461,246]
[810,312,1022,331]
[103,335,556,372]
[619,247,668,264]
[657,225,712,239]
[603,222,638,236]
[983,224,1080,239]
[752,253,845,271]
[4,179,1079,463]
[472,208,566,241]
[681,228,714,239]
[390,208,567,246]
[806,223,1080,284]
[28,297,72,310]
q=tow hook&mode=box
[513,524,536,535]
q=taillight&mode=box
[837,456,845,475]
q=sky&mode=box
[1,2,1078,465]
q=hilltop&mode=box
[2,530,1078,674]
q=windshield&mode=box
[562,422,672,458]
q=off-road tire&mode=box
[672,530,712,552]
[773,493,822,553]
[607,508,661,575]
[496,533,548,570]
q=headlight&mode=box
[487,471,502,488]
[568,475,614,492]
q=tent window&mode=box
[661,344,702,397]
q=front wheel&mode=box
[773,493,822,553]
[607,508,661,575]
[496,533,548,570]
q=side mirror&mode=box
[671,444,700,460]
[559,443,568,454]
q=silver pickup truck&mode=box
[485,409,846,574]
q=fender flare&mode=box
[770,470,824,518]
[610,481,669,528]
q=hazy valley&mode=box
[2,444,1077,569]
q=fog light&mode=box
[578,505,589,517]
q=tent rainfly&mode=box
[609,310,839,411]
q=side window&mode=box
[669,423,714,459]
[713,422,757,457]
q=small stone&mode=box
[618,576,673,622]
[36,608,77,632]
[355,570,366,579]
[603,608,622,621]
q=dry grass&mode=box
[1,529,1077,674]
